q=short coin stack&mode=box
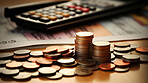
[75,32,94,59]
[92,41,111,64]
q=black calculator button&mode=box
[81,8,89,12]
[49,16,58,21]
[75,10,83,14]
[20,12,30,18]
[89,6,96,11]
[56,15,63,19]
[62,13,70,17]
[30,15,40,20]
[69,8,75,11]
[69,12,76,16]
[56,4,63,8]
[39,17,50,22]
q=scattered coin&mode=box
[0,53,13,59]
[2,69,19,76]
[130,44,139,50]
[23,62,40,69]
[14,50,31,55]
[13,54,30,60]
[0,59,11,66]
[30,51,43,57]
[114,43,130,47]
[122,54,140,63]
[77,64,99,71]
[28,57,42,62]
[113,51,131,58]
[50,65,61,71]
[45,53,61,59]
[36,58,53,65]
[0,67,6,73]
[99,63,115,71]
[136,47,148,53]
[13,72,31,80]
[27,71,39,77]
[62,61,78,67]
[114,47,131,52]
[57,57,75,64]
[6,61,22,69]
[57,46,70,54]
[46,72,63,80]
[78,59,96,66]
[59,68,75,76]
[139,54,148,62]
[62,50,74,57]
[113,60,130,67]
[38,67,56,75]
[114,67,129,72]
[75,67,92,76]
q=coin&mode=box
[113,51,131,58]
[62,50,74,57]
[14,50,31,55]
[13,72,31,80]
[111,53,115,60]
[114,43,130,47]
[75,67,92,76]
[130,44,139,50]
[114,67,129,72]
[13,54,29,60]
[36,58,53,65]
[23,62,40,69]
[45,53,61,59]
[57,57,75,64]
[93,41,110,48]
[113,60,130,67]
[99,63,115,71]
[28,57,42,62]
[0,67,6,73]
[76,32,94,38]
[50,65,61,71]
[38,67,56,75]
[78,59,96,66]
[0,59,11,66]
[30,51,43,57]
[62,61,78,67]
[6,61,22,69]
[27,71,39,77]
[57,46,69,54]
[59,68,75,76]
[136,47,148,53]
[46,72,63,80]
[122,54,140,63]
[0,53,13,59]
[77,64,99,71]
[114,47,131,52]
[139,54,148,62]
[2,69,19,75]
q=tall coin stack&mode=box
[75,32,94,59]
[92,41,111,64]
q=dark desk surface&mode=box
[0,0,148,83]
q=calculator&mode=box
[5,0,148,31]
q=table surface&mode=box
[0,0,148,83]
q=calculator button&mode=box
[62,10,69,13]
[68,5,76,8]
[35,13,42,16]
[56,15,63,19]
[56,11,63,15]
[42,11,49,15]
[75,10,83,14]
[73,3,81,6]
[49,16,58,21]
[69,8,75,11]
[39,17,50,22]
[43,8,50,11]
[56,4,63,8]
[49,10,56,13]
[81,8,89,12]
[62,13,70,17]
[28,11,36,15]
[69,12,76,16]
[56,8,63,11]
[41,14,50,18]
[36,9,43,13]
[20,12,30,17]
[63,6,69,10]
[89,6,96,11]
[30,15,40,20]
[82,4,89,8]
[75,6,82,10]
[48,13,56,16]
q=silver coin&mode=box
[114,67,129,72]
[0,67,6,73]
[114,47,131,52]
[130,44,139,50]
[30,51,43,57]
[27,71,39,77]
[114,43,130,47]
[59,68,75,76]
[123,54,140,60]
[139,54,148,62]
[14,50,31,55]
[38,67,56,75]
[0,53,13,59]
[13,72,31,80]
[57,58,75,64]
[46,72,63,80]
[0,59,11,65]
[2,69,19,75]
[75,67,92,76]
[76,32,94,38]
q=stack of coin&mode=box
[75,32,94,59]
[13,50,31,61]
[92,41,111,64]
